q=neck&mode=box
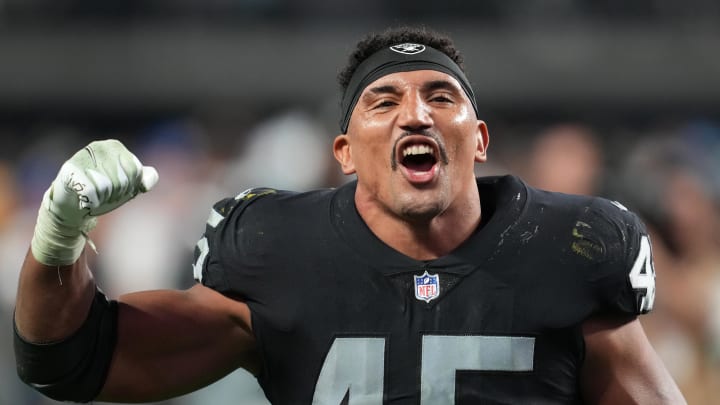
[355,185,481,261]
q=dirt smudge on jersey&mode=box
[519,224,539,244]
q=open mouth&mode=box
[401,143,438,172]
[395,136,441,183]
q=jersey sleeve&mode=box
[191,187,278,297]
[580,198,656,316]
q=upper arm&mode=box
[98,284,259,403]
[580,314,686,405]
[97,190,277,402]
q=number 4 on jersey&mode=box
[628,235,656,314]
[312,335,535,404]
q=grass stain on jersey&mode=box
[571,221,604,260]
[243,190,277,201]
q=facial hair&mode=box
[390,129,450,170]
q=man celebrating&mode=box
[14,26,685,404]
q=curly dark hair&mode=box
[337,26,465,92]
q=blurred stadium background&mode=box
[1,1,720,404]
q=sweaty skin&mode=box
[334,70,489,260]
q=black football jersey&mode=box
[192,175,656,404]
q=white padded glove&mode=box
[31,139,159,266]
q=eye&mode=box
[430,94,454,103]
[373,100,397,109]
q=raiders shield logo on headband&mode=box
[390,43,426,55]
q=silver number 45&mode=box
[312,335,535,404]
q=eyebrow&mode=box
[363,85,401,99]
[421,79,462,93]
[360,79,462,104]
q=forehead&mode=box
[360,70,465,95]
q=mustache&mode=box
[391,130,449,170]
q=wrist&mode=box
[30,188,97,266]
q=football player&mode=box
[14,26,685,404]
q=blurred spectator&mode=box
[617,134,720,404]
[522,123,603,196]
[221,110,334,192]
[0,159,26,405]
[0,160,24,308]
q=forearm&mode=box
[13,139,159,403]
[15,139,157,341]
[14,248,96,342]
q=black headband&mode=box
[339,43,478,133]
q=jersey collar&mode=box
[329,175,529,277]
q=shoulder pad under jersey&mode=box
[191,187,278,289]
[577,198,656,315]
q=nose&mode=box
[397,93,433,131]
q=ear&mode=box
[474,120,490,163]
[333,134,356,174]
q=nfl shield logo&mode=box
[414,271,440,303]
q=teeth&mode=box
[402,144,434,157]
